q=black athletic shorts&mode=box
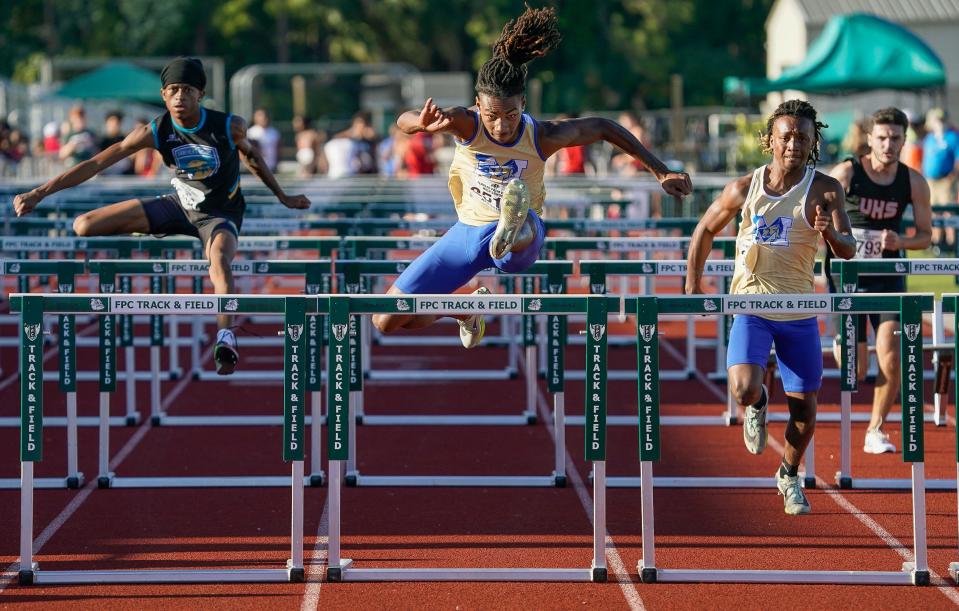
[140,193,244,249]
[827,272,905,338]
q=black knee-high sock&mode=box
[778,458,798,478]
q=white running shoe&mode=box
[742,384,768,455]
[863,427,896,454]
[489,179,531,259]
[776,470,811,515]
[458,287,490,349]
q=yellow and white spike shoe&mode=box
[458,286,490,349]
[489,178,531,260]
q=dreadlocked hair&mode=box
[759,99,829,166]
[475,4,562,99]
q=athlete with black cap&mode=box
[13,57,310,375]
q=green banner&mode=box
[349,313,362,391]
[900,295,924,462]
[57,270,76,392]
[584,296,607,461]
[149,275,164,346]
[283,298,307,461]
[637,298,660,461]
[118,275,133,347]
[21,296,44,462]
[838,261,858,392]
[545,277,566,393]
[99,274,116,392]
[327,297,350,460]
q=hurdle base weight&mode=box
[803,476,816,490]
[907,562,929,586]
[18,563,38,586]
[97,472,115,489]
[590,564,607,583]
[835,472,852,489]
[287,559,305,583]
[552,472,567,488]
[125,414,140,427]
[638,564,657,584]
[326,559,353,582]
[67,473,85,489]
[309,473,325,487]
[345,473,358,487]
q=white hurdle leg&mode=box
[168,315,180,378]
[638,460,656,582]
[685,316,695,378]
[553,392,566,485]
[909,462,929,584]
[150,346,161,423]
[347,392,358,480]
[20,462,36,584]
[592,460,607,581]
[326,460,352,580]
[952,463,959,581]
[804,435,816,489]
[310,390,323,484]
[837,390,851,487]
[933,299,947,426]
[66,392,80,486]
[97,392,113,487]
[124,345,136,424]
[289,460,305,581]
[525,345,536,421]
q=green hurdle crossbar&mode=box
[634,294,930,586]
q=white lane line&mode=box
[0,357,195,593]
[526,357,645,611]
[662,338,959,604]
[300,494,330,611]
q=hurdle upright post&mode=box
[636,297,661,583]
[325,296,352,580]
[523,275,538,424]
[283,297,307,582]
[900,295,930,584]
[97,268,117,488]
[18,295,44,585]
[57,263,83,488]
[546,267,568,486]
[836,260,858,488]
[305,265,328,486]
[585,296,608,582]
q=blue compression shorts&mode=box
[393,211,546,294]
[726,314,823,393]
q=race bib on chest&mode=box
[851,227,884,258]
[467,154,528,212]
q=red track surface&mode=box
[2,315,959,610]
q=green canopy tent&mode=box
[724,13,946,97]
[53,61,163,104]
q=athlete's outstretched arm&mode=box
[231,115,309,210]
[396,98,476,141]
[685,175,750,294]
[538,117,692,198]
[13,125,154,216]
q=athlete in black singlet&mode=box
[827,107,931,454]
[13,57,310,375]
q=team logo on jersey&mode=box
[474,154,528,182]
[903,323,921,342]
[752,215,793,246]
[172,143,220,180]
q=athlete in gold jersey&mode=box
[372,5,690,346]
[686,100,856,515]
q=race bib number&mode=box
[467,155,528,212]
[851,227,884,258]
[172,178,206,211]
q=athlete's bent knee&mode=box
[72,214,93,237]
[731,382,761,407]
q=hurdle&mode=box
[0,260,86,490]
[12,293,308,584]
[944,294,959,581]
[826,259,957,490]
[636,294,930,585]
[325,293,610,581]
[339,261,574,487]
